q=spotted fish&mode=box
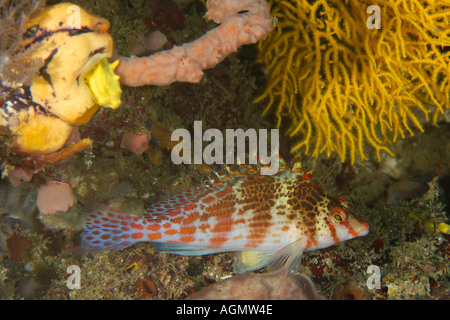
[81,158,369,273]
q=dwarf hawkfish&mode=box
[81,158,369,273]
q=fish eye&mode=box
[330,207,346,224]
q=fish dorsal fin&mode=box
[233,238,307,274]
[256,151,292,177]
[143,186,203,220]
[211,153,295,185]
[290,156,313,182]
[292,156,303,173]
[210,163,258,185]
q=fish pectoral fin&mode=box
[233,238,307,274]
[150,242,219,256]
[274,237,307,274]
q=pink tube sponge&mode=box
[36,182,77,215]
[115,0,272,87]
[120,131,151,155]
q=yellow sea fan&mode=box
[256,0,450,163]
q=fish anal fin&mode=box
[151,242,220,256]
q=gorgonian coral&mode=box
[256,0,450,163]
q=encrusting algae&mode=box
[256,0,450,163]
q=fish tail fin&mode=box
[81,208,144,252]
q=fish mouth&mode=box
[357,222,370,237]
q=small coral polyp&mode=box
[256,0,450,163]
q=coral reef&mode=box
[0,0,449,302]
[256,0,450,163]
